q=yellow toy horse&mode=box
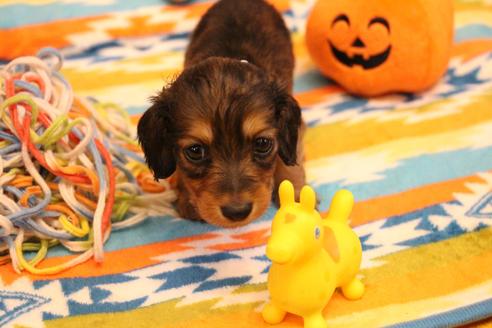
[262,181,364,328]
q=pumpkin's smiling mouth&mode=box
[328,41,391,69]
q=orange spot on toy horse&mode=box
[285,213,297,223]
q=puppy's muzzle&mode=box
[220,202,253,221]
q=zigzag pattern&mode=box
[2,172,491,326]
[2,0,492,327]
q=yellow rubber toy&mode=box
[262,180,364,328]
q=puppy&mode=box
[138,0,305,228]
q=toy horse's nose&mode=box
[266,243,294,264]
[266,232,298,264]
[221,203,253,221]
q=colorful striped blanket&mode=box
[1,0,492,327]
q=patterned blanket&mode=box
[1,0,492,327]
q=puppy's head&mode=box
[138,57,301,227]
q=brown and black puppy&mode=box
[138,0,305,227]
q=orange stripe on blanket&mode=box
[0,228,270,284]
[266,0,290,12]
[344,173,487,226]
[305,96,492,161]
[131,115,141,125]
[0,15,106,59]
[0,233,218,284]
[183,2,213,18]
[209,228,270,251]
[0,2,210,60]
[452,39,492,62]
[0,0,295,61]
[106,17,175,39]
[295,85,342,107]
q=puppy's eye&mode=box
[184,144,207,163]
[253,137,273,156]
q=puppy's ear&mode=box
[272,84,302,166]
[137,96,176,179]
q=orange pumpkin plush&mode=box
[306,0,454,96]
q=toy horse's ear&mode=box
[326,189,354,222]
[300,185,316,211]
[279,180,295,207]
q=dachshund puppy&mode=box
[138,0,305,227]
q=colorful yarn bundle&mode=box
[0,48,176,275]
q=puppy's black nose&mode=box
[221,203,253,221]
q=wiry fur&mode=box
[138,0,305,227]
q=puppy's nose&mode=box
[221,203,253,221]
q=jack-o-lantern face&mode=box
[328,14,391,70]
[306,0,454,96]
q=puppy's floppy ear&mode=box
[271,83,302,166]
[137,96,176,179]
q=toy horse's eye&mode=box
[314,227,321,239]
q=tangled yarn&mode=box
[0,48,176,275]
